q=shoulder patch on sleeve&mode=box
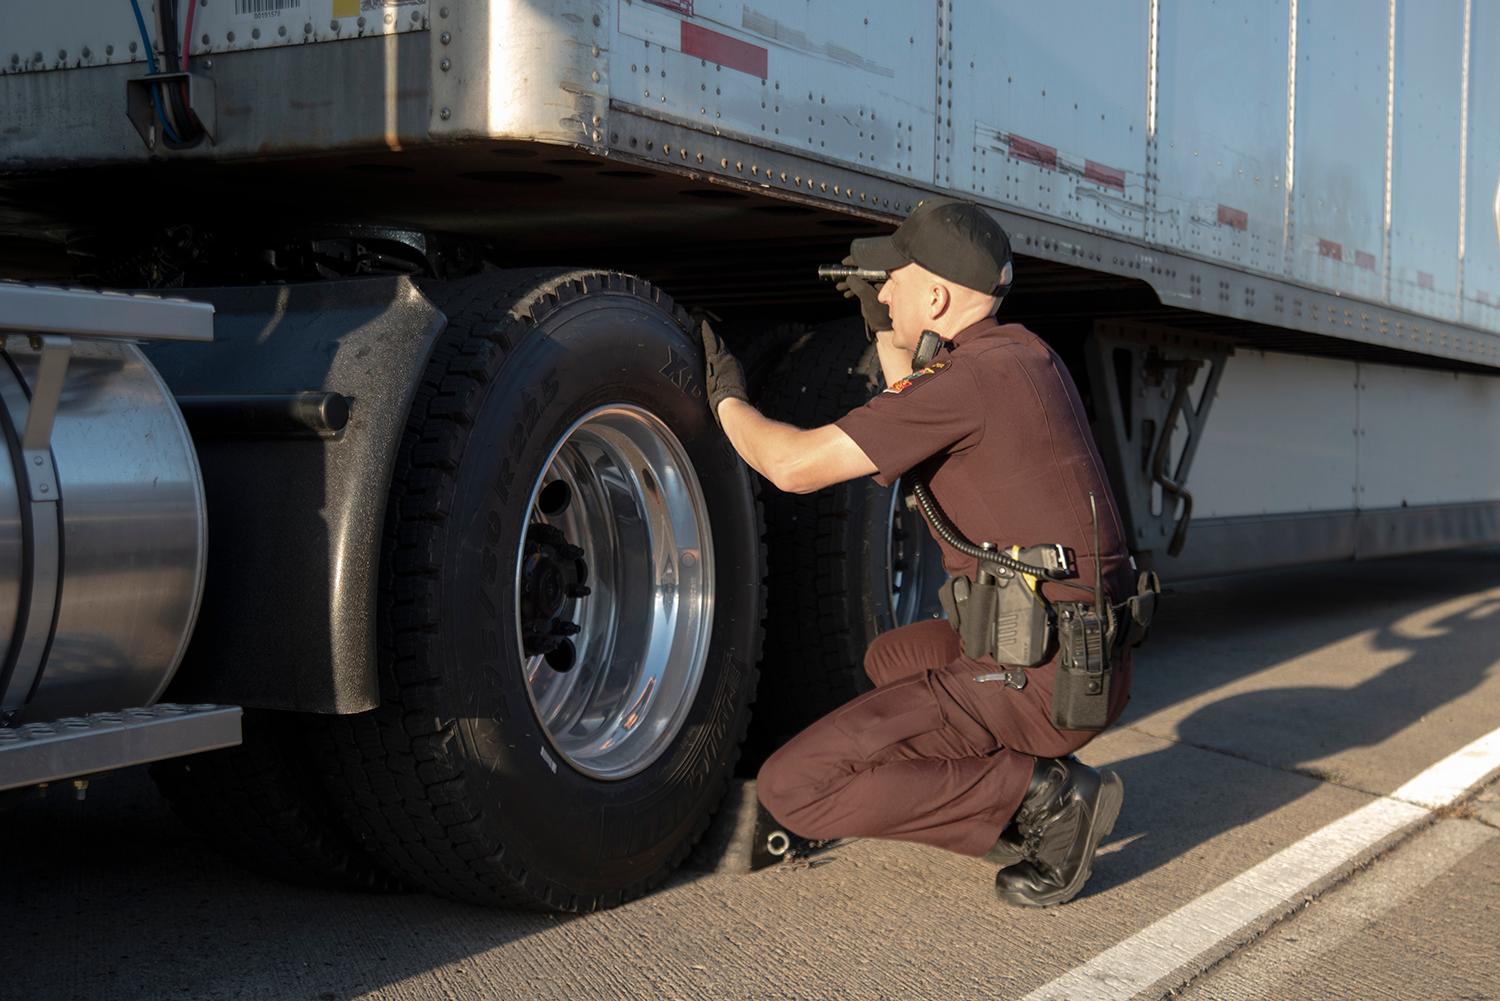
[884,359,950,394]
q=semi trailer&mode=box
[1,0,1498,911]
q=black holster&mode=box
[942,567,1162,732]
[938,560,1052,667]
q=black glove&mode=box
[835,254,892,337]
[699,318,748,426]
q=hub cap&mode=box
[516,405,715,780]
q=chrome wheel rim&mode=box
[515,405,715,781]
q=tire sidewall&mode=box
[435,288,757,895]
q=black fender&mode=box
[144,277,445,713]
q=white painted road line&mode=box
[1179,818,1498,1000]
[1025,726,1500,1001]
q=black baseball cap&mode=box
[851,197,1014,295]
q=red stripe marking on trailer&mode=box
[1318,239,1343,261]
[1356,250,1377,271]
[1418,271,1435,290]
[681,22,767,77]
[1217,205,1248,231]
[1008,135,1058,169]
[1085,160,1125,190]
[644,0,693,13]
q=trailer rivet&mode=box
[439,6,449,17]
[592,114,602,125]
[440,57,451,71]
[32,455,41,466]
[440,107,452,120]
[357,16,366,27]
[440,31,451,44]
[384,12,394,25]
[39,483,49,494]
[105,45,114,56]
[331,20,339,30]
[591,70,600,82]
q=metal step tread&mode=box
[0,280,214,342]
[0,703,242,791]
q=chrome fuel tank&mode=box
[0,338,206,722]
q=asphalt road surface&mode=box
[5,550,1500,1001]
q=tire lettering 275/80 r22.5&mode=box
[317,269,763,912]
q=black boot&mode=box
[993,756,1123,907]
[983,820,1026,868]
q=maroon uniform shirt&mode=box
[835,318,1134,609]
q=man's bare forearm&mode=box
[716,398,805,485]
[715,399,876,493]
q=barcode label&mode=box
[234,0,301,15]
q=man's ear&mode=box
[928,283,951,319]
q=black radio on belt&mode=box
[915,478,1159,730]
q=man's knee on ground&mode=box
[756,741,841,832]
[755,745,803,825]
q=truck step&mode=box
[0,704,242,791]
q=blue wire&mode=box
[127,0,183,144]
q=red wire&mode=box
[178,0,198,131]
[181,0,197,71]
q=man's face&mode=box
[876,263,931,350]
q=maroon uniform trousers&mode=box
[756,619,1130,857]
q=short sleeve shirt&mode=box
[834,319,1133,603]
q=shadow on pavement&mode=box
[1,768,574,1001]
[1085,547,1500,898]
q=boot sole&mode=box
[1000,770,1124,908]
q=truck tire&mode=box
[150,709,404,891]
[315,270,762,911]
[748,319,947,757]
